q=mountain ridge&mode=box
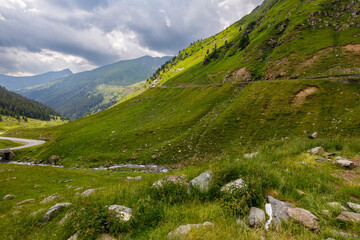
[0,69,73,91]
[19,56,172,119]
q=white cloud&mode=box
[0,0,263,75]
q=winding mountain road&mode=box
[0,136,45,151]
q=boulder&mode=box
[286,207,319,231]
[249,207,266,228]
[168,222,214,239]
[152,175,187,188]
[337,159,356,168]
[310,147,324,155]
[331,231,359,239]
[187,171,213,194]
[346,202,360,213]
[220,178,246,194]
[107,205,132,221]
[6,151,15,160]
[43,203,72,222]
[3,194,16,200]
[267,196,294,224]
[49,155,61,164]
[16,199,35,205]
[336,211,360,222]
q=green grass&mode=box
[0,139,23,149]
[6,79,360,167]
[0,115,66,132]
[0,137,359,239]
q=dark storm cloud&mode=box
[0,0,263,75]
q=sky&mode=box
[0,0,263,76]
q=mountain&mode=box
[0,69,72,91]
[9,0,360,165]
[19,56,172,119]
[0,86,59,121]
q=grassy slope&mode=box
[7,79,360,167]
[0,137,359,239]
[0,140,23,149]
[0,115,66,132]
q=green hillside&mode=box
[0,69,72,91]
[19,56,172,119]
[8,0,360,166]
[1,0,360,239]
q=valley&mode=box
[0,0,359,239]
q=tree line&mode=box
[0,86,60,121]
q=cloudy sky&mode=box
[0,0,263,76]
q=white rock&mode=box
[81,189,97,197]
[220,179,246,194]
[17,199,35,205]
[265,203,273,230]
[328,202,347,210]
[107,205,132,221]
[67,233,78,240]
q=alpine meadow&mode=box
[0,0,360,239]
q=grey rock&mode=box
[220,179,246,194]
[81,189,97,197]
[267,196,294,224]
[249,207,266,228]
[16,199,35,205]
[168,222,214,239]
[331,231,359,239]
[328,202,347,210]
[336,211,360,222]
[346,202,360,213]
[310,147,324,155]
[286,207,319,231]
[64,180,73,183]
[3,194,16,200]
[126,176,143,181]
[152,175,187,188]
[316,158,324,163]
[337,160,356,168]
[188,171,213,194]
[336,156,344,160]
[7,177,16,180]
[107,205,132,221]
[40,194,60,204]
[43,203,71,222]
[311,132,318,138]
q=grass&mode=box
[0,139,23,149]
[0,115,66,132]
[0,137,359,239]
[6,79,360,168]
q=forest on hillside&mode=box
[0,86,59,121]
